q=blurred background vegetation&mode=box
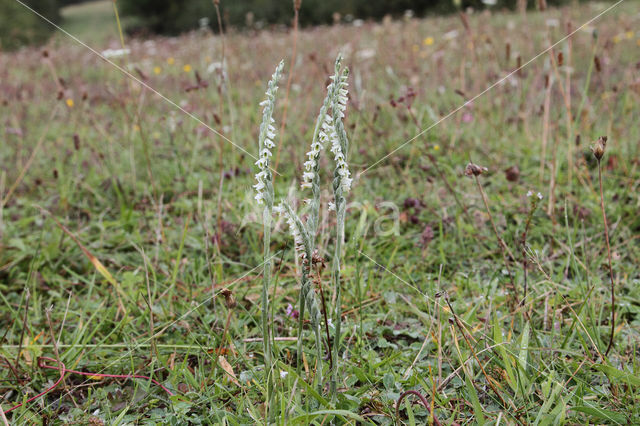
[1,0,60,50]
[2,0,588,50]
[119,0,576,34]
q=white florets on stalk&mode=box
[254,61,284,205]
[301,99,335,189]
[301,59,351,192]
[330,70,352,193]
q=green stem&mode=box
[296,286,306,380]
[599,161,616,357]
[330,199,344,400]
[261,207,273,409]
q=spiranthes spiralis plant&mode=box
[253,60,284,391]
[256,55,351,400]
[591,136,616,357]
[327,61,351,400]
[298,56,351,395]
[295,55,342,381]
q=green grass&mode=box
[1,1,640,424]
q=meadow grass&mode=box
[1,1,639,424]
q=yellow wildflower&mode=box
[626,31,634,39]
[183,64,192,72]
[167,57,175,65]
[153,66,161,75]
[423,36,434,46]
[433,144,440,151]
[65,98,74,108]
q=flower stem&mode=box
[330,200,344,400]
[598,160,615,357]
[474,176,518,303]
[261,207,273,408]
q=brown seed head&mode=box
[591,136,608,161]
[464,162,488,177]
[220,288,236,309]
[504,165,520,182]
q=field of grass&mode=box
[1,0,639,424]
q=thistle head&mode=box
[464,162,488,177]
[591,136,608,161]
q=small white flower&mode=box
[526,190,533,198]
[259,148,273,158]
[280,370,288,379]
[545,18,560,28]
[101,48,130,58]
[537,192,543,200]
[328,202,336,211]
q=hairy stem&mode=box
[330,197,344,399]
[261,207,273,404]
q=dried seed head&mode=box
[220,288,236,309]
[591,136,608,161]
[311,250,325,268]
[464,162,488,177]
[504,165,520,182]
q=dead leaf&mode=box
[218,355,239,386]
